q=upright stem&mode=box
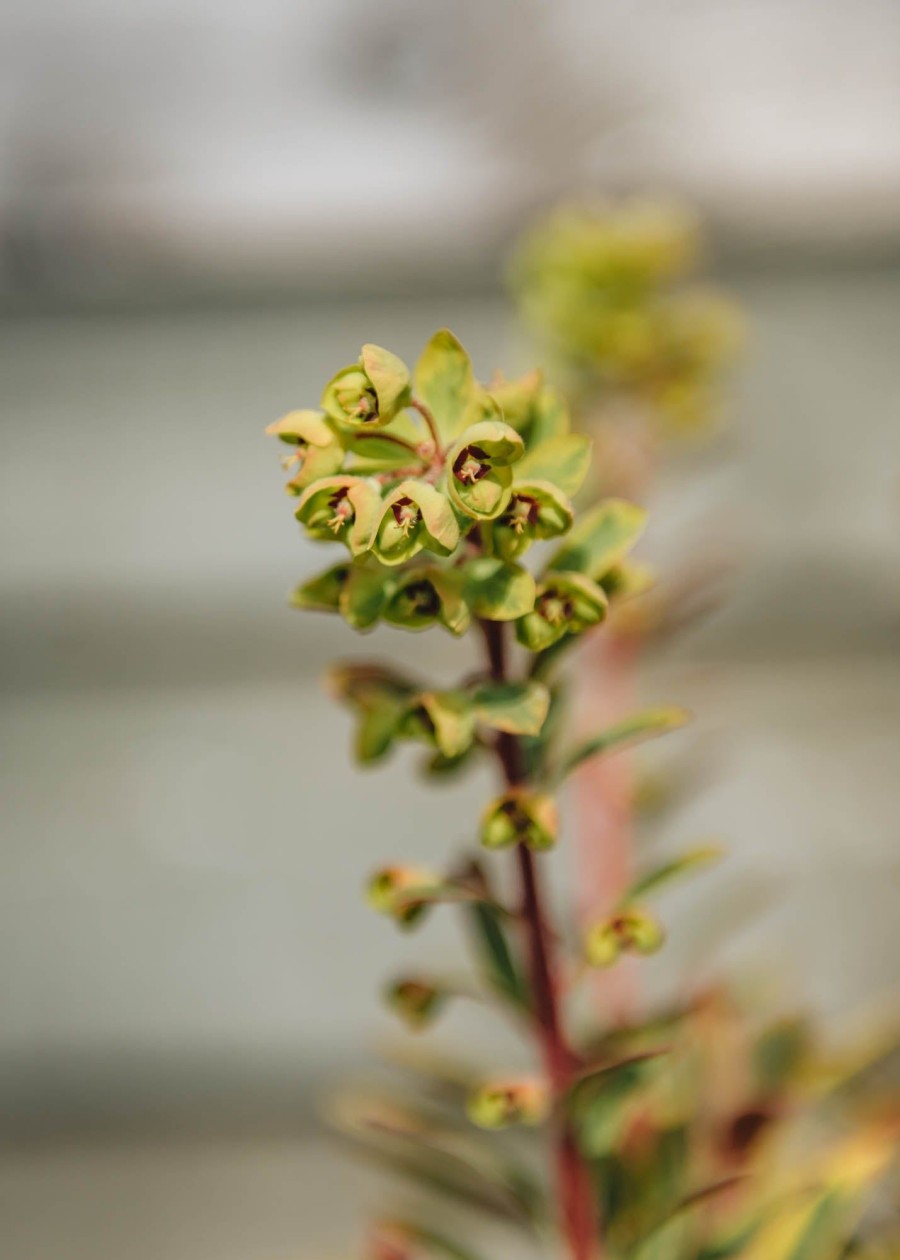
[481,619,600,1260]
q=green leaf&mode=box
[288,563,349,613]
[626,845,723,902]
[514,433,592,496]
[463,558,536,621]
[329,1091,542,1227]
[356,696,409,763]
[467,901,530,1009]
[346,430,423,468]
[472,680,550,736]
[340,564,393,629]
[570,1051,664,1158]
[554,706,690,783]
[547,498,647,580]
[414,329,475,442]
[419,691,477,759]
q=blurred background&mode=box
[1,1,899,1256]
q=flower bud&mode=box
[446,420,524,520]
[585,905,664,968]
[265,409,344,492]
[494,480,574,560]
[480,789,558,851]
[467,1076,548,1129]
[385,977,446,1030]
[371,480,460,567]
[294,475,382,556]
[321,344,411,430]
[516,570,607,652]
[366,865,440,929]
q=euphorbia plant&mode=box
[267,331,896,1260]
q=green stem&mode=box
[480,619,600,1260]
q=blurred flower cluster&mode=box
[511,199,743,448]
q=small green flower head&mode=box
[585,905,664,968]
[321,343,411,430]
[467,1076,548,1130]
[294,475,381,555]
[265,409,345,493]
[446,420,525,520]
[480,788,559,851]
[516,570,608,652]
[385,977,445,1030]
[383,567,470,636]
[494,480,574,560]
[366,865,439,930]
[371,480,460,567]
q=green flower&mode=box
[516,570,607,652]
[446,420,524,520]
[294,475,381,555]
[480,789,558,851]
[383,567,470,636]
[321,343,411,430]
[265,409,345,493]
[467,1077,548,1129]
[366,865,440,930]
[584,905,664,968]
[385,977,446,1029]
[371,480,460,567]
[494,480,574,560]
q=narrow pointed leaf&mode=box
[554,706,690,783]
[626,845,723,902]
[466,901,530,1009]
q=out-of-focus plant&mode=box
[510,199,743,464]
[266,332,897,1259]
[509,198,745,1003]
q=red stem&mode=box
[481,619,600,1260]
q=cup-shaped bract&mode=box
[266,409,345,493]
[446,420,525,520]
[294,475,382,556]
[467,1076,549,1130]
[480,788,559,851]
[383,567,470,636]
[584,905,664,968]
[371,480,460,567]
[494,480,574,560]
[516,570,608,652]
[322,343,411,430]
[385,977,446,1030]
[367,865,441,930]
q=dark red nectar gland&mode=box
[453,444,491,484]
[391,497,420,537]
[506,494,539,534]
[537,590,573,625]
[326,488,355,533]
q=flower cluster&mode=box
[510,199,743,436]
[271,329,609,644]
